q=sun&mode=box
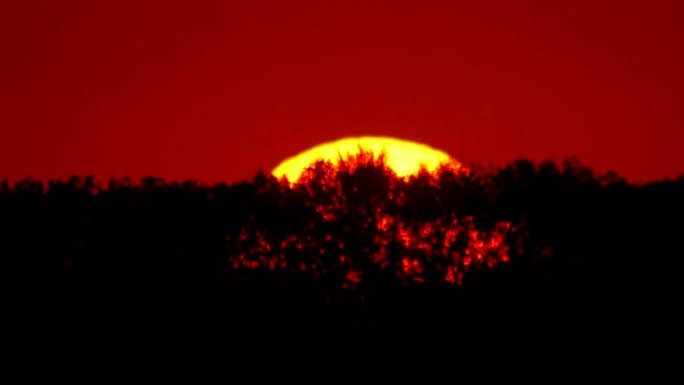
[272,136,459,182]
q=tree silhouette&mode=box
[0,156,683,374]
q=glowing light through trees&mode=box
[230,152,517,290]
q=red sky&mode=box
[1,0,683,183]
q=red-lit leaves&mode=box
[227,153,517,290]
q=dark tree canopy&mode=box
[1,156,683,374]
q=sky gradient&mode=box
[1,0,683,183]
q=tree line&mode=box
[1,155,683,373]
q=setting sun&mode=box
[272,136,459,182]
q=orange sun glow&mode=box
[272,136,459,182]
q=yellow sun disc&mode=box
[272,136,458,182]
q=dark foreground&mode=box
[1,159,683,374]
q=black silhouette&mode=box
[0,154,683,374]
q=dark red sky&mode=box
[1,0,683,183]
